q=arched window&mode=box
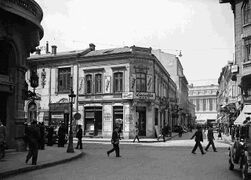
[86,74,92,94]
[95,73,102,93]
[244,1,251,24]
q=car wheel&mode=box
[229,159,234,170]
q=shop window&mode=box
[58,67,71,93]
[244,1,251,25]
[136,72,146,92]
[113,72,123,92]
[86,74,93,94]
[95,73,102,93]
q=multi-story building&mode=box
[26,44,178,139]
[188,84,218,125]
[0,0,43,150]
[152,50,190,127]
[220,0,251,124]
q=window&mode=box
[244,2,251,25]
[114,72,123,92]
[196,99,200,111]
[58,67,71,93]
[209,99,213,111]
[86,74,92,94]
[136,72,146,92]
[95,74,102,93]
[245,38,251,62]
[203,99,206,111]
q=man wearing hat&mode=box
[107,126,121,157]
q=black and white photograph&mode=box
[0,0,251,179]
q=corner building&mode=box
[27,45,177,139]
[0,0,43,150]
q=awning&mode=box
[234,104,251,125]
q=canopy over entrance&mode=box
[234,104,251,125]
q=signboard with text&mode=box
[134,92,155,100]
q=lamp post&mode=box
[67,88,76,153]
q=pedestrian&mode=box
[107,126,121,157]
[178,125,183,137]
[205,124,217,152]
[75,125,83,149]
[39,122,45,150]
[191,125,205,155]
[0,120,6,158]
[47,125,54,146]
[162,123,169,142]
[133,122,140,143]
[23,122,30,151]
[25,120,41,165]
[58,123,66,147]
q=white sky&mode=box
[36,0,234,85]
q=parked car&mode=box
[228,122,251,180]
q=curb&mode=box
[0,151,84,179]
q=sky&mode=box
[36,0,234,85]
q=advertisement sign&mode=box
[122,92,134,99]
[134,92,155,100]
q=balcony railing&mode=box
[0,0,43,36]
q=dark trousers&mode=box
[76,138,82,149]
[192,141,204,154]
[107,144,120,157]
[26,143,38,165]
[205,140,216,151]
[133,135,140,142]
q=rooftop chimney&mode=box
[89,43,95,51]
[46,41,49,54]
[51,45,57,55]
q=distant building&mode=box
[0,0,43,150]
[26,44,178,139]
[152,50,191,127]
[188,84,218,125]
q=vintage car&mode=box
[228,120,251,180]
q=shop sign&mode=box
[122,92,134,99]
[231,65,239,73]
[134,92,155,100]
[51,114,64,119]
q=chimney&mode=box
[89,43,95,51]
[35,48,41,55]
[51,45,57,55]
[46,41,49,54]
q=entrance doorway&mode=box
[0,92,7,125]
[84,107,102,136]
[136,107,146,136]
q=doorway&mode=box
[84,107,102,136]
[136,107,146,136]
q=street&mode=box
[6,132,243,180]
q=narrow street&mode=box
[6,132,243,180]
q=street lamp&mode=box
[67,88,76,153]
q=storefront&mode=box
[84,106,102,136]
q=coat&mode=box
[76,128,82,139]
[191,129,203,142]
[111,130,120,144]
[207,127,214,141]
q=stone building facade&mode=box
[0,0,43,150]
[26,44,178,139]
[152,50,190,127]
[188,84,218,125]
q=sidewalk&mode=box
[0,133,179,179]
[0,146,83,179]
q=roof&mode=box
[84,47,131,57]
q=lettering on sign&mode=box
[104,113,111,121]
[134,92,156,100]
[122,92,133,99]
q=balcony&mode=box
[0,0,43,38]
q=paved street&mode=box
[5,132,243,180]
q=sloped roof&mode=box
[84,47,132,57]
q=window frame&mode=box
[113,71,124,93]
[136,72,147,92]
[244,1,251,25]
[58,67,71,93]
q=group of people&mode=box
[191,124,217,155]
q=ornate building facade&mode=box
[26,44,178,139]
[0,0,43,150]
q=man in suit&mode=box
[25,120,41,165]
[205,124,217,152]
[75,125,83,149]
[191,125,205,155]
[107,126,121,157]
